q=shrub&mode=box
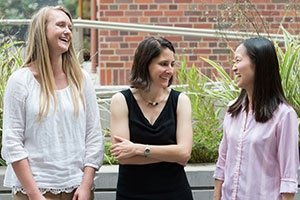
[176,56,239,163]
[0,39,24,165]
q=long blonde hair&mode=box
[23,6,84,121]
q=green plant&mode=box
[275,27,300,117]
[0,39,24,165]
[103,139,117,165]
[275,27,300,139]
[176,57,237,163]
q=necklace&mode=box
[139,91,168,106]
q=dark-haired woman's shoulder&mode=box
[274,102,298,123]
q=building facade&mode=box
[94,0,300,85]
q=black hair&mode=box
[228,37,287,122]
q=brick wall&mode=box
[97,0,300,85]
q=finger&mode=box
[113,135,125,142]
[111,144,118,150]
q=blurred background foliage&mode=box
[0,0,85,42]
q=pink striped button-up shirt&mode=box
[214,103,299,200]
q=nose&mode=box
[64,26,72,34]
[166,65,174,74]
[232,63,237,72]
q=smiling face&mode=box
[148,48,175,89]
[232,44,255,94]
[46,9,72,56]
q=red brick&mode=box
[165,11,184,16]
[155,0,172,3]
[174,0,192,2]
[100,0,114,3]
[135,0,154,3]
[107,62,124,68]
[144,11,163,16]
[116,49,135,55]
[125,36,144,42]
[116,0,133,3]
[100,49,114,55]
[119,5,128,10]
[125,11,143,16]
[105,11,124,16]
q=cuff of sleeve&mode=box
[280,178,298,193]
[213,171,224,181]
[5,153,28,165]
[85,163,101,171]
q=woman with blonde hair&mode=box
[1,6,103,200]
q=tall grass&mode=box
[0,40,24,165]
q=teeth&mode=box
[60,38,68,42]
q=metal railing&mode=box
[0,19,286,41]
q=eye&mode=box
[57,22,64,27]
[159,62,169,67]
[233,58,241,63]
[170,61,176,67]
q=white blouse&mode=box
[1,67,104,194]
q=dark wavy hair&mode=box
[228,37,287,122]
[129,36,175,90]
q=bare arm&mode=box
[73,166,96,200]
[213,179,223,200]
[12,159,45,200]
[110,92,193,166]
[110,92,161,165]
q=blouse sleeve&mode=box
[277,108,299,194]
[1,72,29,164]
[82,70,104,170]
[213,113,229,181]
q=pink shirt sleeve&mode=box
[213,114,229,181]
[276,109,299,193]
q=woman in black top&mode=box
[110,36,194,200]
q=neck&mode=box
[138,88,169,106]
[50,55,63,75]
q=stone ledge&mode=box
[1,164,300,200]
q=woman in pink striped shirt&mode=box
[213,37,299,200]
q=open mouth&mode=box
[60,37,69,43]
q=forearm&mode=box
[149,144,191,165]
[213,179,223,200]
[118,155,161,165]
[81,166,96,189]
[282,193,295,200]
[113,141,190,165]
[11,159,42,199]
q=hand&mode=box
[72,185,91,200]
[111,136,136,159]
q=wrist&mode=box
[26,190,42,199]
[144,144,151,157]
[81,167,95,189]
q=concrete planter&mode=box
[1,165,300,200]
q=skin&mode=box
[213,44,295,200]
[232,44,255,105]
[12,9,95,200]
[110,48,193,166]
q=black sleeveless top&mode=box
[116,89,193,200]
